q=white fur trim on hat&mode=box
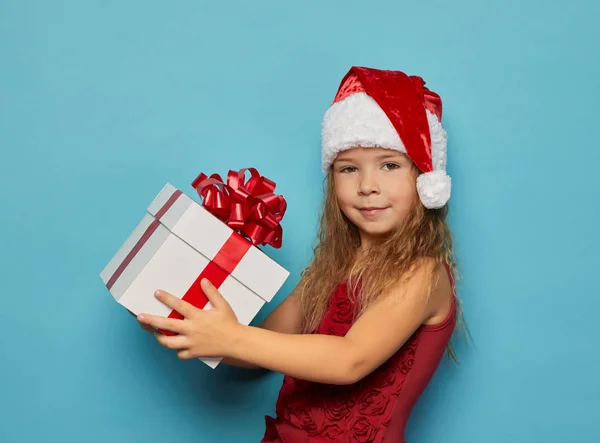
[321,92,405,171]
[321,92,451,209]
[419,110,451,209]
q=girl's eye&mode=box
[383,162,400,171]
[339,166,357,173]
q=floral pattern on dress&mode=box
[261,281,424,443]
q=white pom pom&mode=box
[416,170,451,209]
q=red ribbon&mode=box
[159,231,251,336]
[191,168,287,248]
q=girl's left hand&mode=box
[136,278,241,360]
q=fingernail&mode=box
[154,290,161,297]
[201,278,209,288]
[138,314,145,321]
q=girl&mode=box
[137,66,463,443]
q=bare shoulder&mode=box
[377,257,446,313]
[342,259,454,378]
[384,257,452,325]
[422,260,454,326]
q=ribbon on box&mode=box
[191,168,287,249]
[162,228,252,336]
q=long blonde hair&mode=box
[297,164,467,363]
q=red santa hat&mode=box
[321,66,451,209]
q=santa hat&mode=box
[321,66,451,209]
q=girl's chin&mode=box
[357,224,397,238]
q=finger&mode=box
[137,313,187,334]
[200,279,229,310]
[138,322,155,334]
[177,349,193,360]
[155,333,190,350]
[154,290,198,318]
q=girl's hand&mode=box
[136,279,242,360]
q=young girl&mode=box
[137,66,462,443]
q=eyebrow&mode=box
[334,152,405,163]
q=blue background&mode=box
[1,1,598,442]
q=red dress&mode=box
[260,274,457,443]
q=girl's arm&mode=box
[226,260,451,384]
[220,286,304,369]
[138,258,452,384]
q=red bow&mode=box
[191,168,287,248]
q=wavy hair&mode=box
[297,164,467,363]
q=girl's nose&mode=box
[358,173,380,195]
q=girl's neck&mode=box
[359,233,388,251]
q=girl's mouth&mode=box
[358,207,388,216]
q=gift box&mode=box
[100,170,290,368]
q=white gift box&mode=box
[100,183,290,368]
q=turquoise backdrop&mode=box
[1,1,598,441]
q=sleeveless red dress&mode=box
[260,273,457,443]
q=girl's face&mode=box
[332,147,418,247]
